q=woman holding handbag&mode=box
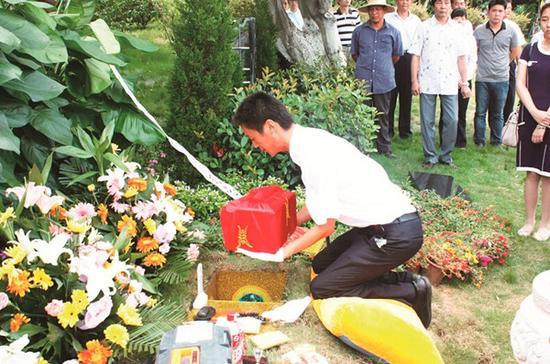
[515,2,550,241]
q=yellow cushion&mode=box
[312,297,444,364]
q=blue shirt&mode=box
[351,20,403,94]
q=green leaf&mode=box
[0,102,32,128]
[62,30,126,66]
[134,273,159,295]
[20,29,67,64]
[0,112,20,154]
[103,152,129,171]
[66,170,97,186]
[28,163,43,184]
[61,0,96,28]
[21,135,49,168]
[65,58,90,97]
[102,106,164,146]
[99,120,115,147]
[89,18,120,54]
[4,70,65,101]
[0,9,49,49]
[114,31,159,53]
[84,58,112,94]
[0,53,21,85]
[114,227,131,251]
[41,152,53,182]
[0,25,20,54]
[9,323,45,339]
[0,151,17,185]
[6,52,40,69]
[54,145,93,159]
[75,126,95,154]
[18,2,56,31]
[30,107,72,145]
[46,322,64,344]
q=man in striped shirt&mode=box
[334,0,362,51]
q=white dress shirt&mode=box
[409,17,466,95]
[287,9,304,31]
[289,125,415,227]
[456,21,477,81]
[384,11,421,52]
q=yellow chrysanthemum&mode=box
[123,186,139,199]
[0,207,16,227]
[116,303,142,326]
[66,219,90,234]
[143,218,156,235]
[5,245,26,265]
[87,184,96,192]
[38,358,49,364]
[146,298,158,308]
[31,268,54,290]
[0,260,16,281]
[71,289,89,312]
[143,252,166,268]
[58,302,81,328]
[117,215,137,238]
[104,324,129,348]
[7,270,31,297]
[175,221,187,233]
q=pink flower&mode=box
[159,151,166,158]
[49,223,67,236]
[98,168,126,196]
[68,202,97,220]
[45,299,64,317]
[110,199,130,214]
[479,255,493,267]
[77,295,113,330]
[5,182,49,208]
[186,244,200,262]
[134,266,145,276]
[154,223,176,244]
[132,201,158,221]
[159,243,170,254]
[36,194,65,214]
[0,292,9,311]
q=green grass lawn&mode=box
[124,23,550,363]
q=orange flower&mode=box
[97,204,108,224]
[50,206,67,220]
[186,207,195,218]
[7,270,31,297]
[78,340,112,364]
[143,252,166,267]
[163,183,176,196]
[128,178,148,192]
[117,215,137,237]
[10,313,30,332]
[136,236,159,253]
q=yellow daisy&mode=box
[71,289,89,312]
[116,303,142,326]
[5,245,26,264]
[143,218,156,235]
[58,302,81,328]
[31,268,54,290]
[104,324,129,348]
[0,207,16,227]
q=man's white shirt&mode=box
[384,11,421,52]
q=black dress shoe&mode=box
[411,275,432,328]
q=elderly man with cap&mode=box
[351,0,403,158]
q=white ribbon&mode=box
[110,65,242,200]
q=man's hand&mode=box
[411,80,420,96]
[236,247,285,262]
[460,84,471,99]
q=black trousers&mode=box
[439,80,471,147]
[389,53,413,138]
[368,92,393,153]
[310,213,423,302]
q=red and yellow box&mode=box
[220,185,297,253]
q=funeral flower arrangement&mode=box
[406,190,510,287]
[0,162,204,362]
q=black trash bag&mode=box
[409,171,470,200]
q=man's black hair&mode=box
[232,91,294,133]
[451,7,467,18]
[430,0,451,8]
[488,0,507,10]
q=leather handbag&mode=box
[502,109,520,147]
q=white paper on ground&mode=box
[261,296,312,323]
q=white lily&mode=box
[0,335,41,364]
[33,233,73,266]
[35,194,64,214]
[9,229,38,263]
[5,182,50,209]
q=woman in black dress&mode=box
[516,2,550,241]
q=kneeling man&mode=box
[232,91,432,328]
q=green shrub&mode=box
[255,0,279,72]
[95,0,157,30]
[411,3,431,21]
[165,0,242,182]
[508,12,531,38]
[229,0,256,17]
[197,65,379,186]
[467,7,485,29]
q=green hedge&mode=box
[95,0,157,30]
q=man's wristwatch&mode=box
[459,81,469,88]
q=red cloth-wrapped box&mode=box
[220,185,297,253]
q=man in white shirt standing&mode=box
[385,0,421,139]
[410,0,471,168]
[334,0,362,53]
[232,91,432,329]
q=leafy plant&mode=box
[0,0,163,190]
[164,0,242,182]
[198,65,379,185]
[95,0,157,30]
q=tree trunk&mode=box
[270,0,345,66]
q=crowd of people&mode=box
[337,0,549,240]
